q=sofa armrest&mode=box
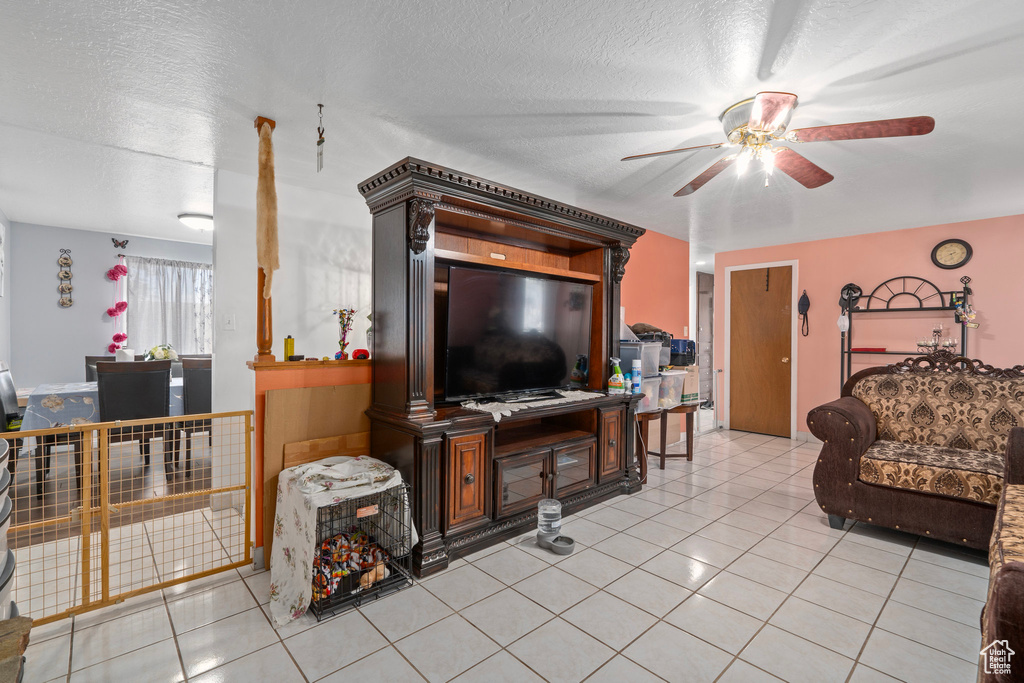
[1005,427,1024,486]
[806,397,877,520]
[806,396,877,450]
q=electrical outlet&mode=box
[223,314,236,331]
[683,326,688,337]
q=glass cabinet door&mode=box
[554,439,596,497]
[494,449,550,518]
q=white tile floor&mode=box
[22,430,990,682]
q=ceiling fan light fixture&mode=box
[178,213,214,231]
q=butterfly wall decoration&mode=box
[111,238,129,249]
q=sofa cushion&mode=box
[858,439,1003,505]
[991,484,1024,569]
[852,372,1024,453]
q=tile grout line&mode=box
[845,534,920,682]
[143,519,191,683]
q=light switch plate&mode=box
[223,314,236,331]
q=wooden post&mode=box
[254,116,276,362]
[256,267,274,361]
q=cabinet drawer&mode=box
[494,449,550,519]
[554,438,596,497]
[446,432,489,532]
[598,407,625,483]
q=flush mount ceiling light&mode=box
[178,213,214,231]
[621,91,935,196]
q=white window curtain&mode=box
[126,256,213,354]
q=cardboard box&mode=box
[682,365,700,403]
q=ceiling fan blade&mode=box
[748,92,798,132]
[773,147,834,188]
[621,142,724,162]
[673,156,735,196]
[789,116,935,143]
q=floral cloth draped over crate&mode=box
[269,455,418,626]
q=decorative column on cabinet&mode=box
[370,193,441,420]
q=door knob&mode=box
[464,473,475,485]
[781,357,789,363]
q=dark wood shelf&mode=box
[494,423,593,457]
[435,248,601,282]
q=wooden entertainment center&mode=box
[358,158,646,577]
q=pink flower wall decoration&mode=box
[105,255,128,353]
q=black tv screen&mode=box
[445,266,593,401]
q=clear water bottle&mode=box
[537,498,562,535]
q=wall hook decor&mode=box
[57,249,73,308]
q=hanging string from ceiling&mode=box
[317,104,325,173]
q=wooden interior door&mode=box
[696,271,714,406]
[730,266,792,437]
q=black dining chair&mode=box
[179,358,212,477]
[0,368,25,476]
[85,355,145,381]
[96,360,177,481]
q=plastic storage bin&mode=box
[658,370,686,408]
[636,376,661,413]
[620,342,661,378]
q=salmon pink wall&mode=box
[714,214,1024,435]
[622,230,689,338]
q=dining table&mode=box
[14,379,186,498]
[20,378,185,431]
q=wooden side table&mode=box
[635,410,661,482]
[648,402,700,469]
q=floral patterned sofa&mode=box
[808,352,1024,550]
[981,427,1024,683]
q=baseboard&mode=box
[796,430,821,444]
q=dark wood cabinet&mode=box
[598,407,625,483]
[361,158,645,576]
[445,431,489,532]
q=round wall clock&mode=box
[931,239,972,269]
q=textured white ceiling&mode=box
[1,0,1023,259]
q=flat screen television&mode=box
[445,266,593,401]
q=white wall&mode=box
[212,170,371,412]
[0,206,11,368]
[9,222,211,386]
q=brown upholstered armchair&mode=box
[808,352,1024,550]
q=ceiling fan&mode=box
[621,92,935,196]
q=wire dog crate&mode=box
[309,482,414,621]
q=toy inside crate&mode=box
[309,482,414,621]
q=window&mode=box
[126,256,213,354]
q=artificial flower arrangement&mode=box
[106,256,129,353]
[333,308,357,360]
[144,344,179,361]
